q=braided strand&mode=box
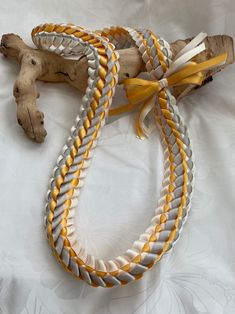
[32,23,198,287]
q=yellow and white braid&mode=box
[31,23,227,287]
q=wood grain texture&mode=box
[0,33,234,142]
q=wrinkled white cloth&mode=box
[0,1,235,313]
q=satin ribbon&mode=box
[109,33,227,139]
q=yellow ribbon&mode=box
[109,52,227,138]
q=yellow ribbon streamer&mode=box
[109,52,227,138]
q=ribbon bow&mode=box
[109,33,227,139]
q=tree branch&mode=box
[0,33,234,142]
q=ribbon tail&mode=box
[108,102,142,116]
[174,32,207,59]
[165,32,208,77]
[135,96,156,139]
[165,43,206,77]
[167,52,227,87]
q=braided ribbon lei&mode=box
[31,24,227,287]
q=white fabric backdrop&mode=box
[0,0,235,313]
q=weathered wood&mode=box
[0,33,234,142]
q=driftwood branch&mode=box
[0,33,234,142]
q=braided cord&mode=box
[32,24,193,287]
